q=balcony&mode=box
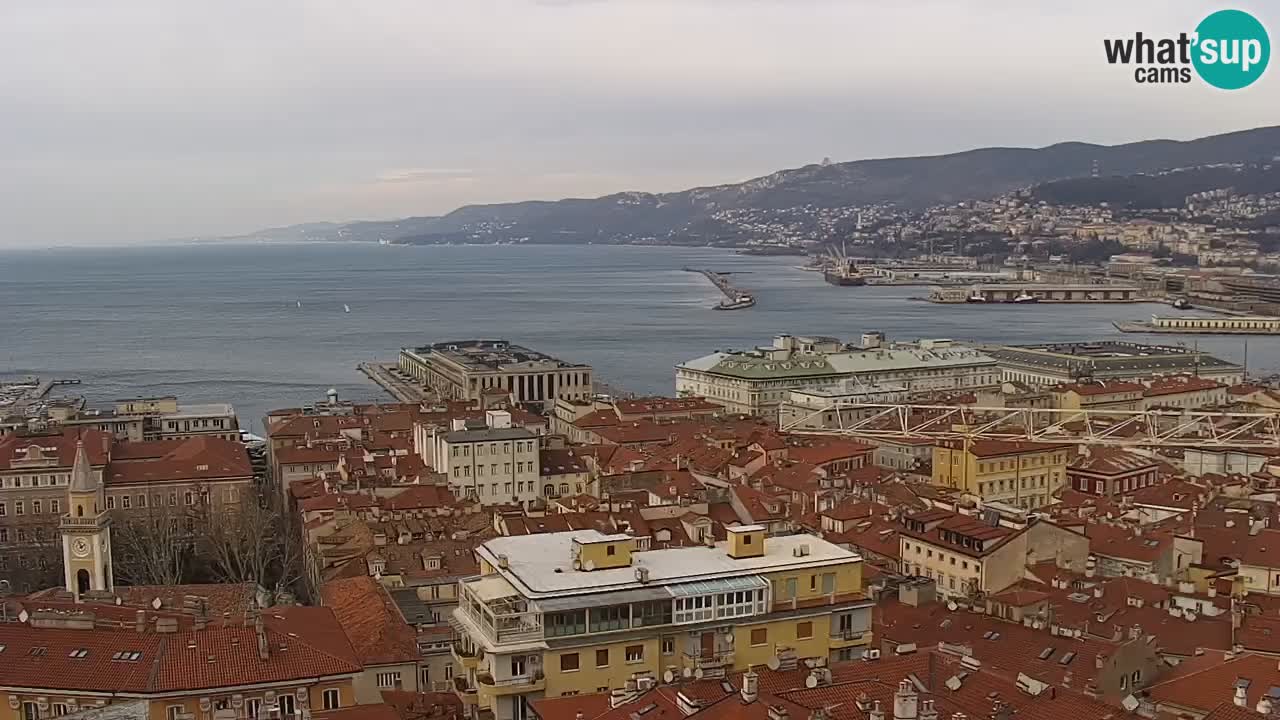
[456,577,544,646]
[453,677,479,706]
[830,627,871,647]
[451,642,483,669]
[771,590,868,613]
[60,512,111,529]
[683,650,735,671]
[476,670,546,696]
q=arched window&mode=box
[76,505,84,518]
[76,569,90,595]
[543,484,555,498]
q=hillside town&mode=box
[3,334,1280,720]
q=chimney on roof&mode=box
[894,679,919,720]
[254,613,269,661]
[766,706,789,720]
[919,699,938,720]
[741,668,759,704]
[1235,679,1251,707]
[135,609,146,633]
[868,701,886,720]
[1258,695,1274,716]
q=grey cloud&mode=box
[0,0,1273,246]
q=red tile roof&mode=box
[0,429,110,469]
[1143,374,1226,397]
[1146,653,1280,714]
[0,606,360,694]
[321,576,419,666]
[108,437,252,486]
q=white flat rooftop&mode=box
[478,529,859,598]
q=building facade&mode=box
[450,527,872,720]
[677,335,998,419]
[399,341,593,411]
[931,440,1071,509]
[430,412,540,506]
[50,397,239,443]
[985,341,1244,387]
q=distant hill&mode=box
[226,125,1280,246]
[1031,162,1280,209]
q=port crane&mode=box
[782,401,1280,450]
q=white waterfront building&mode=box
[675,334,999,419]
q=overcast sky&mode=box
[1,0,1275,246]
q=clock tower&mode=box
[61,436,113,598]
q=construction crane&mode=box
[781,402,1280,450]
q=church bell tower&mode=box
[61,435,113,598]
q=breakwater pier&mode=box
[683,267,756,310]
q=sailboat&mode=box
[296,300,302,308]
[343,304,351,313]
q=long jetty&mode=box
[684,267,752,303]
[358,362,433,403]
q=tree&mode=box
[111,502,195,586]
[197,493,304,601]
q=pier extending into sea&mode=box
[683,267,755,309]
[358,362,435,402]
[929,283,1144,304]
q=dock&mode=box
[683,267,756,309]
[358,362,435,403]
[929,283,1144,304]
[1115,315,1280,335]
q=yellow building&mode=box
[931,439,1071,509]
[1051,381,1144,412]
[450,527,871,720]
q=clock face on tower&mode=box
[71,537,91,558]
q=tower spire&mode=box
[69,435,97,494]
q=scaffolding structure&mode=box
[781,402,1280,449]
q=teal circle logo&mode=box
[1192,9,1270,89]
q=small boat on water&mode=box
[344,304,351,313]
[1173,297,1193,310]
[965,290,987,303]
[296,300,302,308]
[1010,290,1039,304]
[715,295,756,310]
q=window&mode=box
[15,501,24,515]
[661,636,675,656]
[596,649,609,667]
[445,663,453,680]
[633,600,672,627]
[121,495,131,509]
[376,671,401,688]
[32,500,41,514]
[184,491,194,506]
[625,645,644,663]
[560,653,580,672]
[0,503,5,516]
[51,500,59,514]
[589,605,628,633]
[53,705,69,718]
[809,575,817,590]
[796,621,813,639]
[322,690,340,711]
[23,703,39,720]
[547,609,586,637]
[279,694,296,717]
[751,628,768,646]
[821,572,836,594]
[247,699,261,719]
